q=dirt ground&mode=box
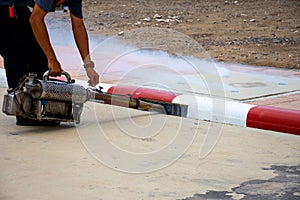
[81,0,300,69]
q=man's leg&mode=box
[0,6,48,89]
[0,6,30,88]
[16,6,48,80]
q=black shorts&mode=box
[0,5,48,88]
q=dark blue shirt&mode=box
[0,0,28,6]
[35,0,83,19]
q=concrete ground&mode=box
[0,37,300,199]
[0,86,299,200]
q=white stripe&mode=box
[173,94,256,127]
[75,79,114,93]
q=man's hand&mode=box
[48,58,63,77]
[85,68,100,87]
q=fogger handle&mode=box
[43,70,73,83]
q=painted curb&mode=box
[247,106,300,135]
[100,84,300,135]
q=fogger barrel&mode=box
[26,71,90,104]
[2,71,89,123]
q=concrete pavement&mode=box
[0,87,299,199]
[0,33,300,199]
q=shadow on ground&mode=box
[182,164,300,200]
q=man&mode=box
[30,0,99,86]
[0,0,99,125]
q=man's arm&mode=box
[29,3,63,77]
[70,13,99,86]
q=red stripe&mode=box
[56,0,65,6]
[246,106,300,135]
[107,86,178,102]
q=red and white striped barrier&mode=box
[98,84,300,135]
